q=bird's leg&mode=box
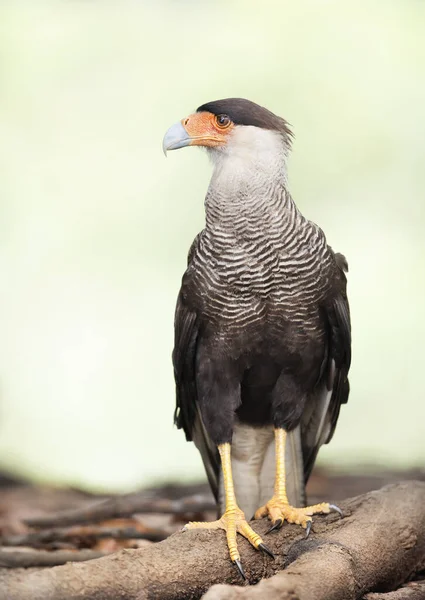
[255,428,340,535]
[183,443,274,578]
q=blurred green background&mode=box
[0,0,424,492]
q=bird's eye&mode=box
[215,114,231,129]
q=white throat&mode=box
[207,126,289,193]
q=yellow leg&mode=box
[184,443,274,578]
[255,429,340,534]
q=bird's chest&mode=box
[213,243,283,295]
[190,238,323,319]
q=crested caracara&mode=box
[163,98,351,578]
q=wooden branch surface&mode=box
[0,549,105,568]
[24,494,215,528]
[0,482,424,600]
[364,581,425,599]
[1,523,167,548]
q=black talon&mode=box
[258,542,275,559]
[305,520,312,538]
[329,504,343,518]
[233,559,247,580]
[266,518,283,534]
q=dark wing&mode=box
[173,292,198,441]
[301,251,351,481]
[173,235,220,499]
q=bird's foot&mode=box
[183,507,275,579]
[255,498,342,536]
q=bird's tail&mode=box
[218,424,305,519]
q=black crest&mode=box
[197,98,293,143]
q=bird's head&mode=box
[163,98,293,166]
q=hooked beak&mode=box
[163,111,231,156]
[162,122,192,156]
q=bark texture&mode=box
[364,581,425,599]
[0,482,424,600]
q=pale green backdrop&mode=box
[0,0,424,491]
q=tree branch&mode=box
[1,523,167,548]
[0,549,105,569]
[364,581,425,599]
[24,494,215,528]
[0,482,424,600]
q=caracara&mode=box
[163,98,351,578]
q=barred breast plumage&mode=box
[185,177,333,347]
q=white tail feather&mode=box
[219,424,305,518]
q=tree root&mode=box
[0,481,423,600]
[0,549,105,568]
[24,493,215,528]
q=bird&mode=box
[163,98,351,578]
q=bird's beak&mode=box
[162,122,192,155]
[163,112,230,156]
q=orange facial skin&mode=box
[180,111,234,147]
